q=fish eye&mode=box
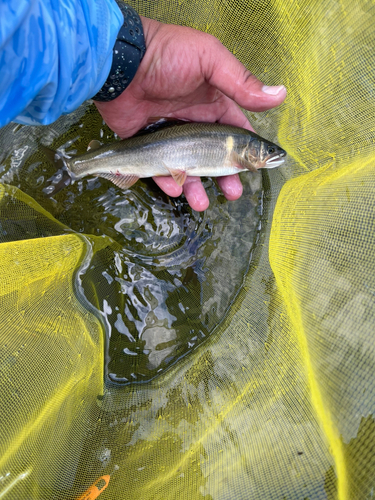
[267,146,275,154]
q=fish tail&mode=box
[40,145,74,197]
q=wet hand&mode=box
[95,17,286,211]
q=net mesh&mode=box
[0,0,374,498]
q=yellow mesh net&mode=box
[1,0,374,499]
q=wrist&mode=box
[93,1,146,102]
[139,16,161,46]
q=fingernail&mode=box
[262,85,286,96]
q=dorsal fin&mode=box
[87,140,102,151]
[134,118,189,137]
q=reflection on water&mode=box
[0,105,264,384]
[76,175,263,383]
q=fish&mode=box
[42,121,286,196]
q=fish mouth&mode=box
[265,154,286,169]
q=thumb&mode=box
[204,38,286,112]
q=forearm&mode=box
[0,0,122,127]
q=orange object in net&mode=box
[76,475,110,500]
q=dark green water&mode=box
[0,103,263,384]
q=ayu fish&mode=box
[43,121,286,195]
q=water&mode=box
[0,103,264,384]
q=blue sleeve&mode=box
[0,0,123,127]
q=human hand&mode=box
[95,17,286,211]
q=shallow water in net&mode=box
[0,103,264,383]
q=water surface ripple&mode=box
[0,111,263,384]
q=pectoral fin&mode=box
[229,151,258,172]
[96,173,139,190]
[162,162,188,186]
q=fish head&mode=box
[245,136,286,170]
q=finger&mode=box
[204,38,287,112]
[182,177,210,212]
[153,176,183,197]
[216,174,243,201]
[169,95,256,132]
[215,96,255,131]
